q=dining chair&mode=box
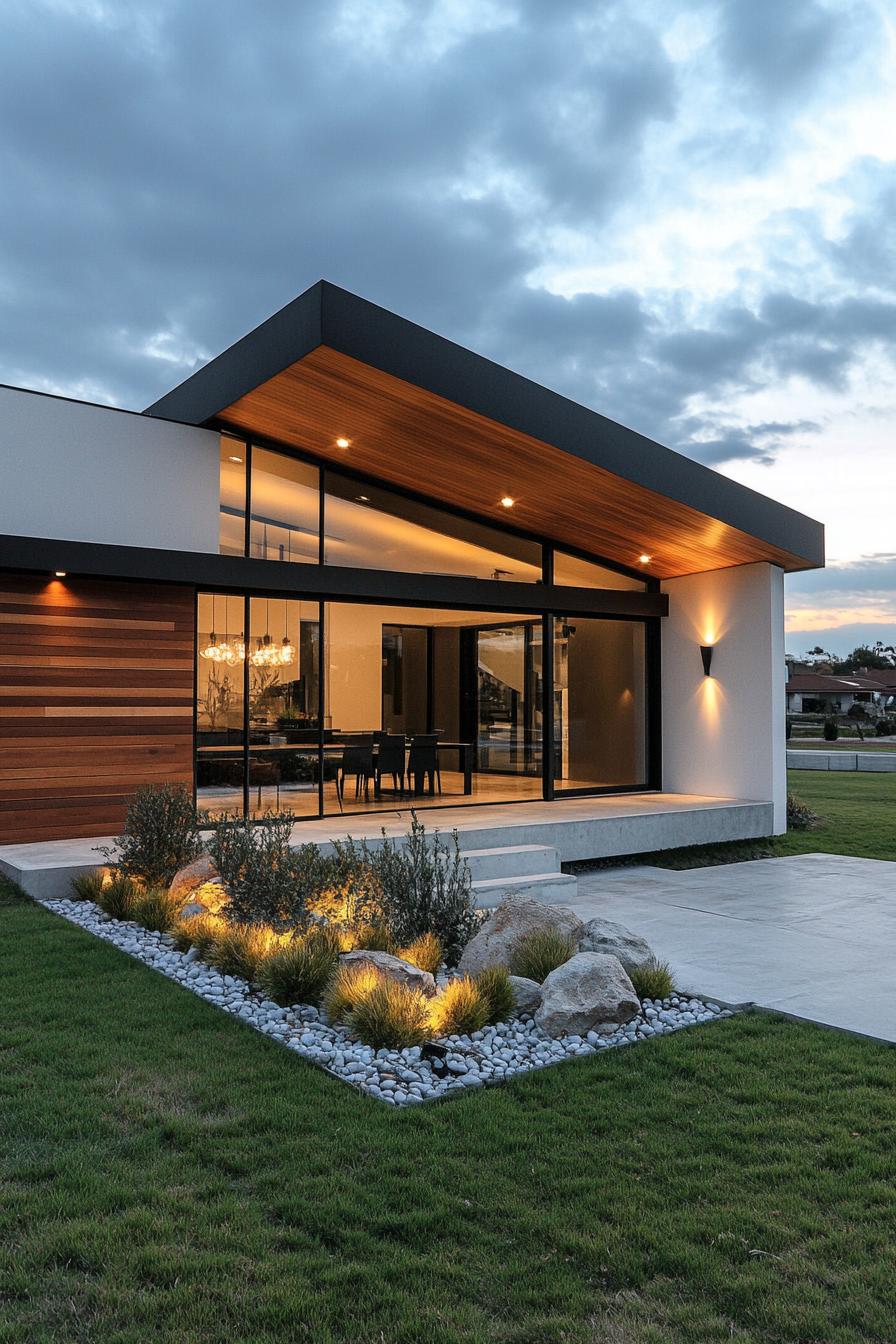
[408,734,442,795]
[336,739,375,803]
[375,733,407,798]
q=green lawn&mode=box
[2,885,894,1344]
[777,769,896,861]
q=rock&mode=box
[508,975,542,1014]
[457,895,584,975]
[339,949,436,997]
[168,854,228,914]
[576,917,653,972]
[535,953,639,1038]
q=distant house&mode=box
[786,670,896,715]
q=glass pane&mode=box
[248,597,320,817]
[553,617,647,790]
[477,623,542,776]
[219,437,247,556]
[553,550,645,590]
[324,471,542,581]
[196,592,246,819]
[323,602,543,815]
[250,448,319,563]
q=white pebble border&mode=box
[41,897,734,1106]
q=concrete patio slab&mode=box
[563,854,896,1043]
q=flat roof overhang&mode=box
[146,281,825,580]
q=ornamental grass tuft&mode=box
[398,931,442,975]
[628,958,675,1001]
[475,964,516,1024]
[131,886,184,934]
[171,913,226,957]
[352,923,397,954]
[95,874,139,922]
[71,870,106,902]
[348,979,431,1050]
[257,928,342,1007]
[322,962,385,1024]
[428,975,489,1037]
[507,927,575,983]
[208,923,275,982]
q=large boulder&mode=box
[577,917,653,972]
[339,949,436,997]
[508,975,542,1015]
[535,953,639,1038]
[457,895,585,976]
[169,853,228,917]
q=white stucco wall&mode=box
[661,562,786,832]
[0,386,220,553]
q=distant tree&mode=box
[832,643,896,673]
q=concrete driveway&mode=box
[565,853,896,1043]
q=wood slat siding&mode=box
[221,345,807,579]
[0,575,194,843]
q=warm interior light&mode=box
[638,554,651,565]
[500,496,515,508]
[54,570,67,577]
[356,494,370,502]
[335,437,351,449]
[228,454,243,463]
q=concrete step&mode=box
[471,870,578,909]
[460,843,561,882]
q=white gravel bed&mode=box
[40,898,734,1105]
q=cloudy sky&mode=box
[2,0,894,655]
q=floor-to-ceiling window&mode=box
[552,616,647,792]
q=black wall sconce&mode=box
[700,644,714,677]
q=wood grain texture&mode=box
[221,345,805,578]
[0,575,194,844]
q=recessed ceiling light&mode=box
[638,553,651,565]
[500,496,515,508]
[54,570,67,577]
[228,454,243,463]
[356,495,369,502]
[335,437,351,449]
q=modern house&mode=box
[0,281,824,875]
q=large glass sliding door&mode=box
[197,595,652,818]
[552,616,647,792]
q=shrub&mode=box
[353,923,397,954]
[823,717,839,742]
[348,980,430,1050]
[96,874,139,921]
[208,924,274,982]
[257,928,342,1007]
[322,962,385,1024]
[787,792,820,831]
[321,837,385,931]
[399,932,442,975]
[98,783,202,889]
[365,814,477,967]
[71,870,105,902]
[172,913,225,956]
[507,928,575,983]
[131,886,183,933]
[209,813,329,930]
[629,958,675,1001]
[428,976,489,1037]
[476,964,516,1024]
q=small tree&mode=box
[208,810,329,929]
[99,783,202,889]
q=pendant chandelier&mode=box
[250,599,295,668]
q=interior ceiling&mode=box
[219,345,808,580]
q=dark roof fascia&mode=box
[145,280,825,569]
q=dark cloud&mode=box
[0,0,891,493]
